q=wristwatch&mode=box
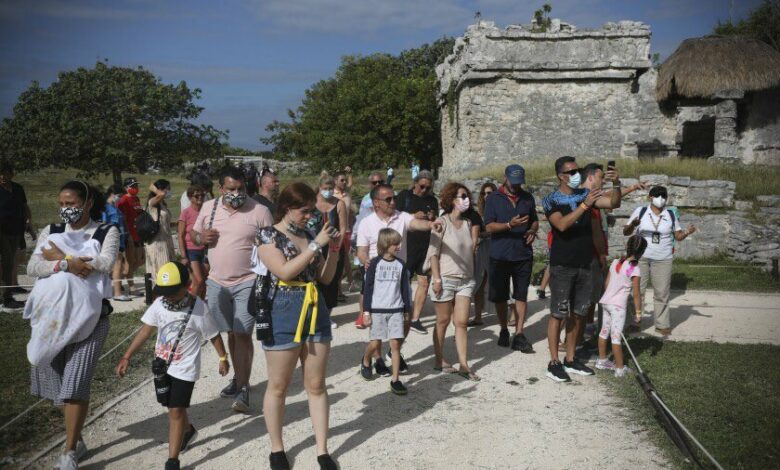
[59,259,69,272]
[308,241,321,252]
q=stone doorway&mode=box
[681,117,715,157]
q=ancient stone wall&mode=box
[739,89,780,165]
[437,21,677,177]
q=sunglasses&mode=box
[379,196,395,204]
[561,169,580,176]
[481,190,493,196]
[456,193,469,199]
[370,180,385,186]
[191,193,205,198]
[417,184,431,190]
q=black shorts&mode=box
[166,375,195,408]
[549,265,593,319]
[488,258,532,303]
[405,251,428,276]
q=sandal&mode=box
[456,370,481,382]
[467,319,484,327]
[433,363,457,373]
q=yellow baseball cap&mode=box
[153,261,189,296]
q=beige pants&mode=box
[636,257,674,329]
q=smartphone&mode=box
[607,160,616,170]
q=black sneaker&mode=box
[385,351,408,373]
[390,380,408,395]
[374,357,391,377]
[180,424,198,452]
[409,320,428,335]
[220,378,238,398]
[1,299,24,310]
[317,453,339,470]
[563,359,595,376]
[165,458,180,470]
[497,328,510,347]
[546,360,571,382]
[510,333,534,353]
[360,359,373,381]
[536,289,546,299]
[269,451,290,470]
[12,286,28,294]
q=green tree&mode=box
[261,37,455,171]
[714,0,780,51]
[0,61,226,183]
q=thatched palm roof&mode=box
[656,36,780,101]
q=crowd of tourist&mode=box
[7,156,701,470]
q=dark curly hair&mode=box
[275,182,317,223]
[439,182,471,214]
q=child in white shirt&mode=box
[116,262,229,470]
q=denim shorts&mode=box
[187,249,205,263]
[549,265,593,319]
[428,276,475,303]
[263,286,333,351]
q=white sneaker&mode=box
[112,295,132,302]
[55,451,78,470]
[59,439,87,463]
[595,358,616,370]
[614,366,632,377]
[331,321,338,329]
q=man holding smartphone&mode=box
[542,156,622,383]
[484,165,539,352]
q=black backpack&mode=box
[134,206,161,244]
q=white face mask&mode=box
[320,189,334,199]
[567,172,582,189]
[455,197,470,212]
[652,196,667,208]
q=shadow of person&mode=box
[669,304,711,330]
[625,336,664,359]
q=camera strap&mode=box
[203,196,220,257]
[166,295,197,369]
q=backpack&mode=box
[134,206,161,244]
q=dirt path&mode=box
[26,287,780,469]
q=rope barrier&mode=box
[0,325,142,433]
[621,333,724,470]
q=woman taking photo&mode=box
[307,174,348,311]
[624,185,696,336]
[469,182,496,326]
[26,181,119,469]
[178,185,208,298]
[257,182,340,470]
[427,182,480,381]
[145,179,176,279]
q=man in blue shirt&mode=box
[542,156,621,383]
[484,165,539,352]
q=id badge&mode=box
[651,231,661,244]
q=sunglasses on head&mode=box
[561,169,580,176]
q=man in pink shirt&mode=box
[356,183,441,375]
[192,166,273,413]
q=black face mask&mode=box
[509,184,523,194]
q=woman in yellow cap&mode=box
[256,182,340,470]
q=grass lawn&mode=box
[671,256,780,292]
[0,310,153,460]
[603,339,780,469]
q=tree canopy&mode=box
[261,37,455,172]
[714,0,780,51]
[0,61,226,183]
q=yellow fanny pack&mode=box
[277,280,318,343]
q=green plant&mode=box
[533,4,553,32]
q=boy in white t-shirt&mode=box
[116,262,229,470]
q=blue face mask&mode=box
[567,172,582,189]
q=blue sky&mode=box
[0,0,762,150]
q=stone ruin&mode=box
[436,20,780,177]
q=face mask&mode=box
[127,186,139,196]
[567,172,582,189]
[652,196,667,208]
[320,189,334,199]
[223,192,247,209]
[455,197,471,212]
[60,206,84,225]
